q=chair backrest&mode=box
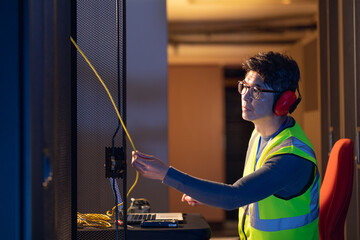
[319,138,354,240]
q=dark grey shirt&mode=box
[163,119,315,210]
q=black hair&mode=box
[242,51,300,92]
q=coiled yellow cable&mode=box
[71,36,139,226]
[77,212,112,228]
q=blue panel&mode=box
[22,0,31,239]
[0,1,21,240]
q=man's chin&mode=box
[242,114,254,122]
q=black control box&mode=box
[105,147,125,178]
[141,219,178,228]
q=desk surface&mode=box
[77,213,212,240]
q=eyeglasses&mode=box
[238,80,279,100]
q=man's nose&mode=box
[242,88,252,101]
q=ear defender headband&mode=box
[273,87,302,116]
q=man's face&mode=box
[240,71,275,123]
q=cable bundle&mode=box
[77,212,112,228]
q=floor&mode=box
[209,221,239,240]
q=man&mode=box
[132,52,319,240]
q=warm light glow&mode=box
[167,0,317,21]
[282,0,292,4]
[185,0,302,4]
[187,0,250,4]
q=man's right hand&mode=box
[181,194,201,207]
[131,151,169,181]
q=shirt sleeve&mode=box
[162,154,314,210]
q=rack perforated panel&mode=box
[76,0,126,238]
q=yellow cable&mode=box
[70,36,136,152]
[106,172,139,217]
[77,212,112,228]
[71,36,139,220]
[127,168,139,197]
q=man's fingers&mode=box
[132,151,150,160]
[181,194,199,206]
[132,154,148,166]
[136,151,153,159]
[181,194,187,202]
[132,160,147,173]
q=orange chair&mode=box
[319,138,354,240]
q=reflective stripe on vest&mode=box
[250,172,319,231]
[266,136,316,160]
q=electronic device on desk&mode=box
[127,197,184,225]
[141,219,178,228]
[127,212,183,224]
[128,198,151,213]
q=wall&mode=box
[168,65,225,222]
[319,0,360,239]
[288,34,323,175]
[126,0,169,212]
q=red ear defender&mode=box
[273,90,298,116]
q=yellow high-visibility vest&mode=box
[238,121,319,240]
